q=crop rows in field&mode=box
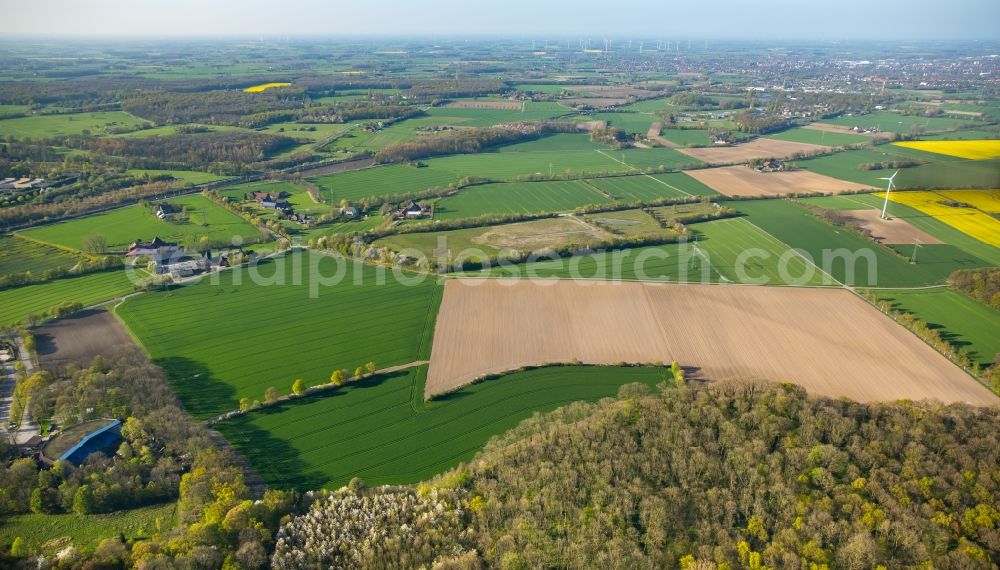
[0,236,80,277]
[310,164,459,203]
[696,218,828,286]
[423,101,569,127]
[116,251,442,419]
[215,365,666,489]
[734,199,992,287]
[869,288,1000,367]
[584,172,716,201]
[885,190,1000,247]
[0,270,135,327]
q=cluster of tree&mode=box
[65,131,297,172]
[121,90,305,126]
[276,378,1000,568]
[202,189,286,240]
[589,126,630,148]
[373,122,578,164]
[862,291,994,388]
[859,159,925,171]
[1,348,304,567]
[0,255,121,291]
[732,111,791,135]
[405,79,507,101]
[949,267,1000,311]
[670,92,721,108]
[0,180,174,230]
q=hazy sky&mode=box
[4,0,1000,40]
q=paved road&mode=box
[12,337,39,445]
[0,356,14,441]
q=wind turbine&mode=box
[878,169,899,220]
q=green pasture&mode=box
[0,111,151,138]
[116,251,442,419]
[216,365,669,489]
[0,270,135,327]
[0,236,81,278]
[433,180,610,220]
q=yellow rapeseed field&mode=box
[880,190,1000,247]
[243,82,292,93]
[892,139,1000,160]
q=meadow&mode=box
[734,199,989,287]
[21,194,262,251]
[433,180,611,220]
[0,503,176,555]
[423,101,569,127]
[0,270,136,327]
[582,209,663,237]
[375,217,610,263]
[0,111,151,137]
[586,172,718,200]
[116,251,442,419]
[870,288,1000,367]
[215,365,668,489]
[0,236,81,277]
[586,112,657,134]
[310,164,459,203]
[765,127,871,147]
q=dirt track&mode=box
[677,138,829,164]
[845,209,943,244]
[35,309,137,370]
[686,165,875,197]
[426,279,997,405]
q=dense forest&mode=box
[373,122,579,164]
[273,379,1000,569]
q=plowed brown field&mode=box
[677,138,828,164]
[426,279,996,405]
[686,165,875,197]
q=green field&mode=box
[424,148,626,180]
[658,129,711,146]
[793,146,1000,189]
[821,111,975,133]
[0,111,151,137]
[0,502,176,555]
[0,270,136,326]
[21,194,261,251]
[869,288,1000,367]
[423,101,569,127]
[766,127,871,147]
[480,240,721,282]
[734,199,990,287]
[797,193,1000,267]
[216,365,669,489]
[587,112,657,134]
[375,216,611,263]
[116,251,442,419]
[127,169,229,185]
[585,172,717,201]
[497,133,609,153]
[0,236,81,277]
[696,217,828,286]
[434,180,610,220]
[582,209,663,236]
[310,165,459,203]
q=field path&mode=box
[595,149,694,196]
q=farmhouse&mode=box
[393,200,431,219]
[126,237,181,262]
[155,203,177,219]
[341,205,359,218]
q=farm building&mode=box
[393,200,431,219]
[126,237,181,262]
[43,419,122,466]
